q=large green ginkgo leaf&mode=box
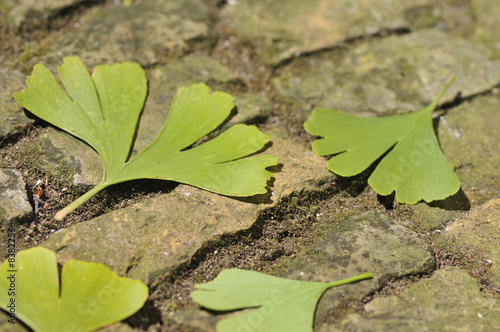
[0,247,148,332]
[190,269,372,332]
[15,56,278,220]
[304,76,460,204]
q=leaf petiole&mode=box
[326,272,372,288]
[54,181,111,220]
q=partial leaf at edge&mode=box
[190,269,330,332]
[190,269,372,332]
[0,247,148,332]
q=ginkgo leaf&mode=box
[14,56,278,220]
[0,247,148,332]
[304,76,460,204]
[190,269,372,332]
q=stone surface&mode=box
[338,267,500,331]
[4,0,87,27]
[0,311,28,331]
[2,0,500,330]
[273,29,500,116]
[445,198,500,285]
[0,168,32,225]
[37,129,102,186]
[472,0,500,59]
[0,69,33,138]
[221,0,432,64]
[42,129,334,284]
[172,212,435,330]
[279,212,435,325]
[100,322,140,332]
[34,0,209,69]
[438,95,500,206]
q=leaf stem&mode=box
[326,272,372,288]
[429,75,456,110]
[54,182,110,221]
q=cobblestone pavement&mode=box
[0,1,499,331]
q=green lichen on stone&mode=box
[445,199,500,286]
[0,69,33,138]
[340,267,500,331]
[22,0,210,69]
[273,30,500,116]
[438,95,500,205]
[221,0,432,64]
[471,0,500,59]
[274,212,435,325]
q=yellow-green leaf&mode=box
[0,247,148,332]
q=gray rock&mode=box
[99,322,140,332]
[4,0,87,28]
[0,69,33,139]
[277,212,435,325]
[170,309,218,332]
[0,169,32,225]
[42,129,334,284]
[445,198,500,286]
[37,129,102,186]
[221,0,433,64]
[438,95,500,206]
[31,0,210,69]
[339,267,500,331]
[273,29,500,116]
[472,0,500,59]
[230,93,273,126]
[0,310,28,331]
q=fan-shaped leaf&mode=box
[190,269,372,332]
[304,76,460,204]
[14,56,278,220]
[0,247,148,332]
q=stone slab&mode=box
[338,267,500,331]
[0,69,33,139]
[472,0,500,59]
[221,0,432,64]
[445,198,500,286]
[273,29,500,116]
[42,129,334,284]
[31,0,209,69]
[279,212,435,326]
[0,168,32,226]
[4,0,87,28]
[172,211,435,330]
